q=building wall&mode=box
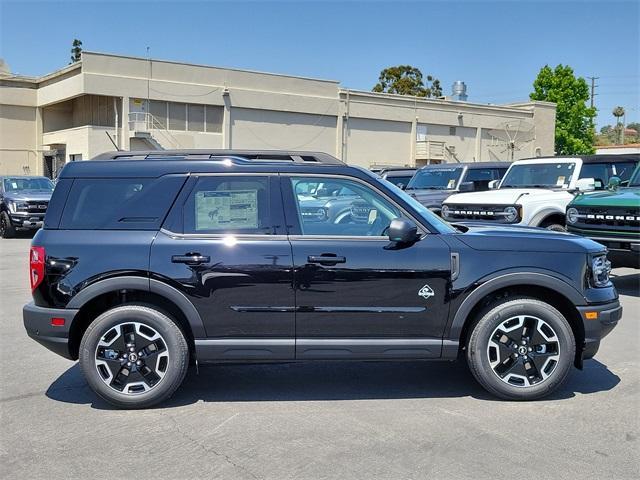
[0,52,558,175]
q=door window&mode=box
[289,177,401,237]
[183,176,273,234]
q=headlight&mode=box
[8,201,28,213]
[566,207,579,224]
[441,205,451,218]
[591,254,612,287]
[315,208,327,220]
[503,206,519,223]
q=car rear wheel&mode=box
[79,305,189,409]
[0,211,16,238]
[466,297,575,400]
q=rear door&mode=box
[150,173,296,360]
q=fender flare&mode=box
[530,208,565,227]
[447,271,586,341]
[67,275,206,338]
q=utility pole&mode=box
[587,76,599,109]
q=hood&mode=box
[445,188,565,206]
[570,187,640,208]
[456,224,605,253]
[3,191,52,202]
[406,189,454,208]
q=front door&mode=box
[150,174,295,361]
[282,175,451,360]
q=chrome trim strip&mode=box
[159,228,288,241]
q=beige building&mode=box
[0,52,556,177]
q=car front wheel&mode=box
[79,305,189,409]
[0,211,16,238]
[466,297,575,400]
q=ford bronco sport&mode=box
[23,150,622,408]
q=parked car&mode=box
[0,175,55,238]
[566,164,640,268]
[24,149,620,408]
[378,167,417,189]
[442,154,639,231]
[405,162,509,215]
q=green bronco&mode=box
[566,163,640,268]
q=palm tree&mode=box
[612,106,625,144]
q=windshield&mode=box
[3,177,54,193]
[406,168,463,190]
[629,167,640,187]
[370,175,456,234]
[500,162,576,189]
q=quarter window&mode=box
[183,176,272,234]
[289,177,401,237]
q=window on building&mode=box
[206,105,224,133]
[449,126,457,136]
[187,104,205,132]
[150,100,168,129]
[168,102,187,131]
[69,154,82,162]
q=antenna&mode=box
[487,120,535,161]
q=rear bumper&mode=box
[23,302,78,360]
[577,300,623,360]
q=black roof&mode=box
[60,149,353,179]
[380,167,417,174]
[92,149,343,164]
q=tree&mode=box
[70,39,83,63]
[627,122,640,135]
[530,64,596,155]
[373,65,442,98]
[612,106,625,144]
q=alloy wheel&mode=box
[95,322,170,395]
[486,315,560,387]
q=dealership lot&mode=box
[1,237,638,479]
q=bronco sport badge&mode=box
[418,284,435,300]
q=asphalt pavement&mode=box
[1,236,638,479]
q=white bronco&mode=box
[441,156,636,231]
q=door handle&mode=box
[307,254,346,266]
[171,253,210,265]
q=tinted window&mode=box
[290,177,401,237]
[385,175,414,187]
[613,162,637,182]
[464,168,506,191]
[60,176,186,230]
[183,176,272,234]
[407,168,463,190]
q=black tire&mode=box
[79,305,189,409]
[0,211,16,238]
[544,223,566,232]
[466,297,575,400]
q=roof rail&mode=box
[92,149,344,165]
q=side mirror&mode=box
[458,181,474,192]
[488,180,500,189]
[387,218,419,244]
[575,177,596,192]
[397,183,406,190]
[607,176,621,191]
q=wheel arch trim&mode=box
[447,271,586,342]
[66,275,206,338]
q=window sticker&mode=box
[195,190,258,230]
[556,176,565,186]
[447,179,456,188]
[11,182,18,189]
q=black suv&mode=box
[0,175,55,238]
[405,162,509,215]
[24,150,621,408]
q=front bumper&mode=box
[23,302,78,360]
[9,212,45,229]
[577,300,623,360]
[567,227,640,268]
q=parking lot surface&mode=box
[1,237,638,479]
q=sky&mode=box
[0,0,638,129]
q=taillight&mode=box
[30,246,45,292]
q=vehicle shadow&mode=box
[611,272,639,297]
[46,358,620,410]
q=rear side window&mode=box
[183,176,273,234]
[59,176,186,230]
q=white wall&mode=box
[346,118,412,168]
